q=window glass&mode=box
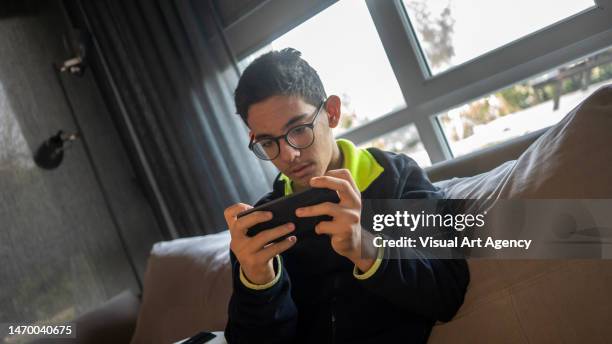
[402,0,595,75]
[239,0,406,135]
[359,123,431,167]
[436,47,612,157]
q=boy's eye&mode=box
[291,126,307,135]
[260,140,274,148]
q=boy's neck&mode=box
[327,140,344,171]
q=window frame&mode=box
[221,0,612,164]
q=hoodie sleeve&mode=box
[225,250,297,343]
[224,187,298,343]
[356,156,470,322]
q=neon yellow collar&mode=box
[279,139,384,195]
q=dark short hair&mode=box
[234,48,327,124]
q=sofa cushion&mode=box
[429,85,612,343]
[130,231,232,344]
[33,290,140,344]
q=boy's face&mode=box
[247,95,340,189]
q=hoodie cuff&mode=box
[353,246,384,280]
[239,255,282,290]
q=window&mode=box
[359,123,431,167]
[436,46,612,157]
[239,0,406,135]
[401,0,596,76]
[231,0,612,165]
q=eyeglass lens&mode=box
[252,125,315,160]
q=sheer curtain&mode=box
[71,0,277,237]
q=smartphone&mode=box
[237,187,340,242]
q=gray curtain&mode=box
[68,0,277,237]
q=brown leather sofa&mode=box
[63,86,612,344]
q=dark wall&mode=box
[0,0,162,323]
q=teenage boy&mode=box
[223,48,469,343]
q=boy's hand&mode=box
[224,204,297,285]
[295,169,377,272]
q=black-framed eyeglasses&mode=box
[249,100,326,161]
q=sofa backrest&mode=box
[425,128,545,183]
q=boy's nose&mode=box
[278,139,300,162]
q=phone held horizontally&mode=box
[237,187,340,243]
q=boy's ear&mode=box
[325,95,342,129]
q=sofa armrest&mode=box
[32,290,141,344]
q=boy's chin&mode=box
[292,177,312,190]
[292,173,320,191]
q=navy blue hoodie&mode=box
[225,140,470,343]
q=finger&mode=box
[255,236,297,262]
[314,221,336,235]
[310,176,358,205]
[248,222,295,250]
[233,211,273,236]
[326,169,359,194]
[296,202,342,218]
[224,203,252,226]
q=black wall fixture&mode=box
[57,27,91,76]
[34,27,89,171]
[40,17,144,289]
[34,130,80,170]
[34,22,91,171]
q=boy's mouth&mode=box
[290,162,314,178]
